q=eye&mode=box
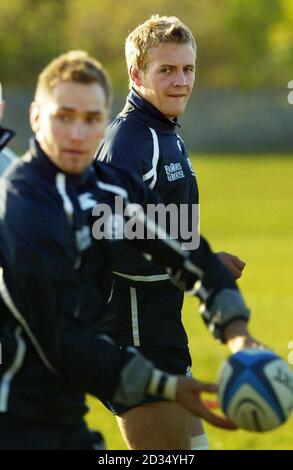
[86,115,102,124]
[160,67,172,74]
[184,66,195,74]
[57,113,72,123]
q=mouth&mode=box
[167,94,187,98]
[62,149,87,157]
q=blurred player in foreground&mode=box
[96,15,247,450]
[0,82,17,176]
[0,51,245,450]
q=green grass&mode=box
[86,154,293,450]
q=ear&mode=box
[129,65,143,87]
[29,102,40,134]
[0,102,5,121]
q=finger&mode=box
[192,380,218,394]
[196,401,237,430]
[203,399,220,410]
[234,258,246,271]
[227,263,242,279]
[250,342,271,351]
[231,267,242,279]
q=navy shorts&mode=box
[0,413,105,450]
[101,346,192,415]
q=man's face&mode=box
[133,42,196,119]
[30,81,108,174]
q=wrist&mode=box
[224,320,251,353]
[226,335,250,353]
[148,368,178,400]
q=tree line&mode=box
[0,0,292,90]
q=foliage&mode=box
[0,0,292,90]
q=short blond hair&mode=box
[125,15,196,81]
[35,50,112,108]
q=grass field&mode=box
[86,154,293,450]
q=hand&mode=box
[216,252,246,280]
[176,376,237,430]
[224,320,268,354]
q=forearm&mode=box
[223,319,262,353]
[224,319,250,342]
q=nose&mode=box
[173,69,188,87]
[69,121,86,142]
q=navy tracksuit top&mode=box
[95,89,199,348]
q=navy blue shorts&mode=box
[101,346,192,415]
[0,413,105,450]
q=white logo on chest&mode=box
[164,162,185,182]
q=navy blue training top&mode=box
[95,89,199,348]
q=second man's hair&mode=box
[125,15,196,83]
[34,50,112,108]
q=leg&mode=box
[185,366,209,450]
[106,347,202,450]
[190,417,209,450]
[117,401,193,450]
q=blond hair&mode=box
[35,50,112,108]
[125,15,196,84]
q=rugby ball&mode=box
[218,349,293,432]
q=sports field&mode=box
[86,154,293,450]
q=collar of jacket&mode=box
[0,125,15,151]
[27,137,93,186]
[120,88,181,132]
